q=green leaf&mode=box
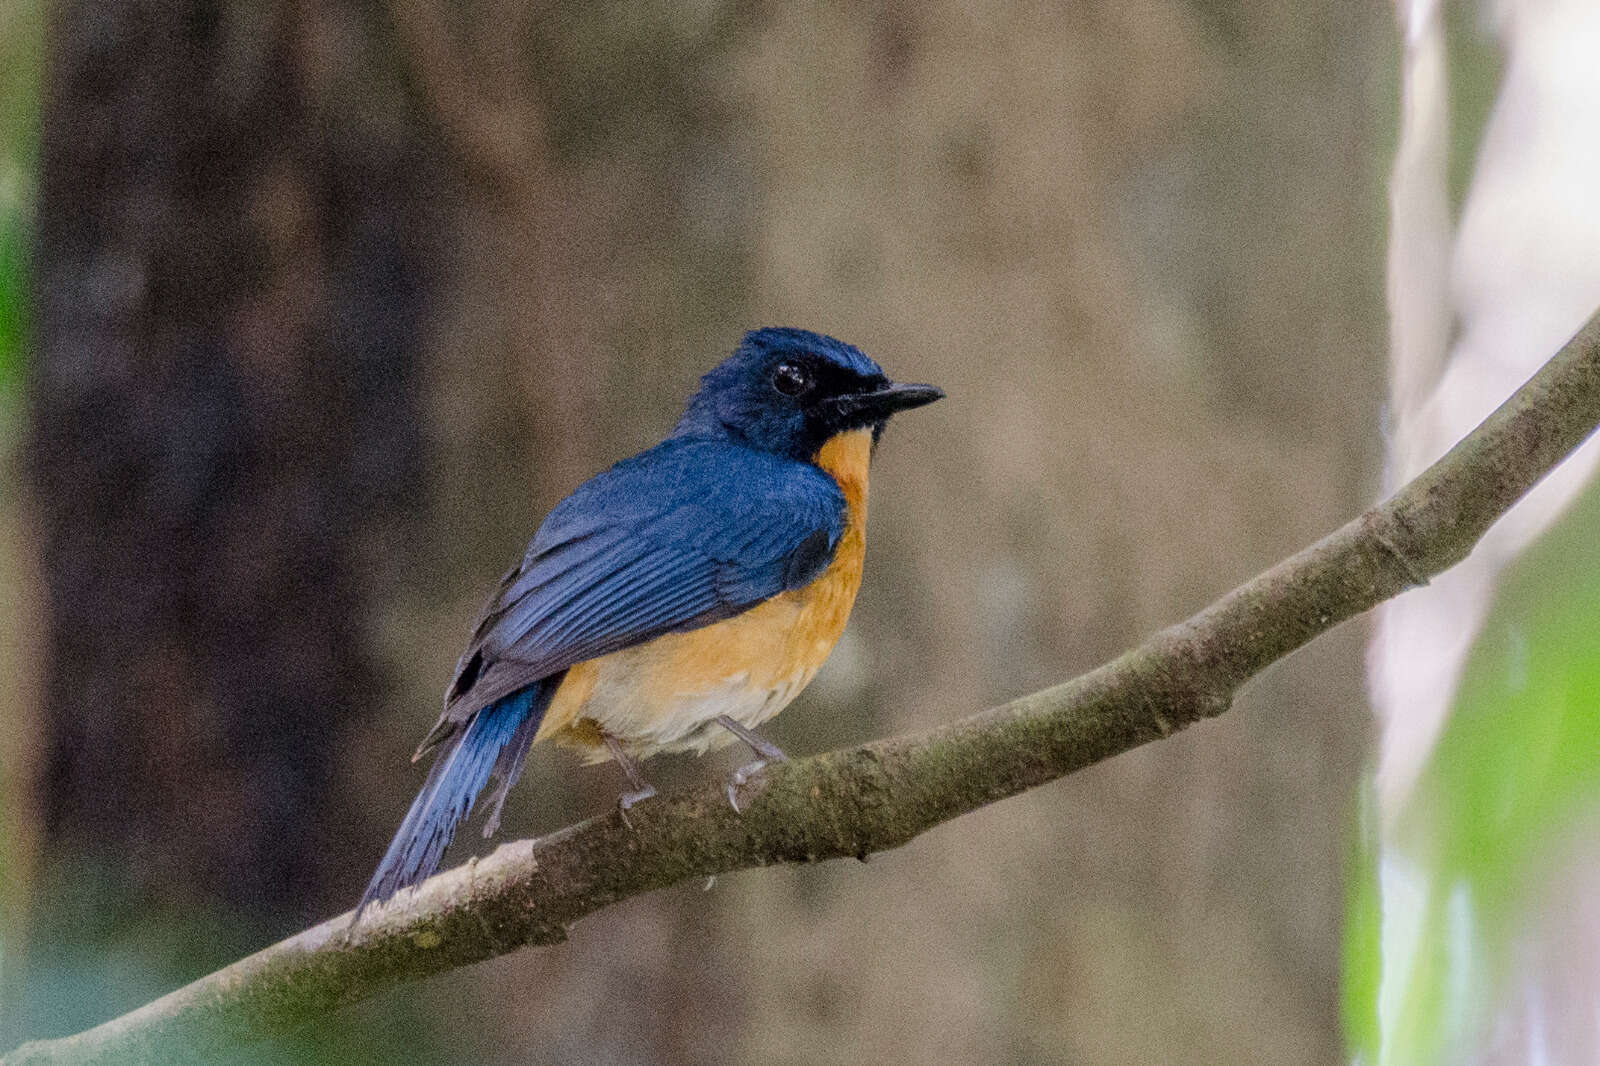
[0,209,27,396]
[1354,470,1600,1064]
[0,0,41,399]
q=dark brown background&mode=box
[5,2,1389,1062]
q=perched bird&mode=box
[358,328,942,915]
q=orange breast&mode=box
[535,428,873,756]
[771,427,871,672]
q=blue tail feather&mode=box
[357,681,552,917]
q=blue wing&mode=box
[416,439,845,754]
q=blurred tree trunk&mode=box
[13,1,1392,1062]
[19,0,753,1052]
[26,0,444,943]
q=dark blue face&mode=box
[672,328,943,461]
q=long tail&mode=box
[356,681,554,918]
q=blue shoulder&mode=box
[533,439,845,574]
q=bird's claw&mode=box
[725,753,787,813]
[617,784,657,829]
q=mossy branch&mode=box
[9,310,1600,1065]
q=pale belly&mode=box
[572,661,814,760]
[535,590,837,761]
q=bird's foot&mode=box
[726,751,787,813]
[606,734,657,829]
[617,783,657,830]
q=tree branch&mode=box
[10,309,1600,1065]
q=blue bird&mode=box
[358,328,942,915]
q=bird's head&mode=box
[672,327,943,461]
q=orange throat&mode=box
[790,427,872,651]
[814,428,872,527]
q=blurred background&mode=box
[1,1,1590,1064]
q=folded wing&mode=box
[415,440,846,756]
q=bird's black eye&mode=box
[772,361,811,397]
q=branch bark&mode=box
[10,308,1600,1065]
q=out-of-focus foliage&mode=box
[0,214,23,397]
[0,0,36,398]
[1343,790,1382,1064]
[1441,1,1501,215]
[1355,480,1600,1065]
[0,0,40,1011]
[1360,0,1600,1063]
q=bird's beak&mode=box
[831,381,945,422]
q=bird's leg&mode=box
[717,715,788,812]
[605,735,656,828]
[717,715,788,761]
